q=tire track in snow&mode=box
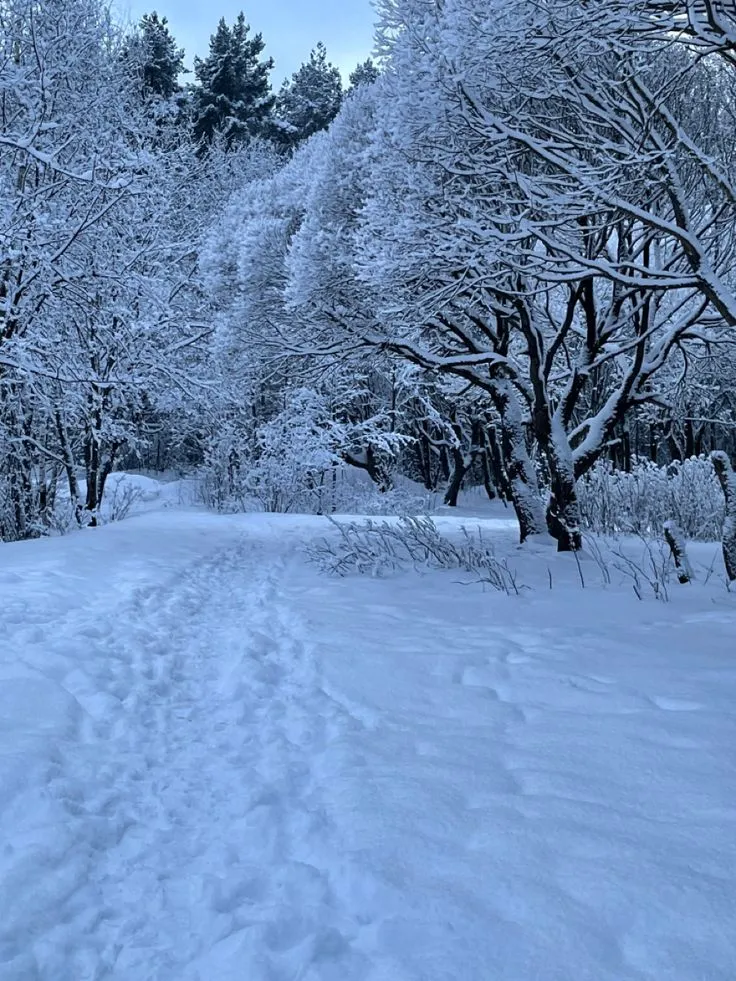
[1,541,367,981]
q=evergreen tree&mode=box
[272,42,342,150]
[139,12,185,99]
[348,58,379,90]
[192,13,275,150]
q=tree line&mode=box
[0,0,373,539]
[131,9,373,150]
[203,0,736,556]
[2,0,736,569]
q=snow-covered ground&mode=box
[1,500,735,980]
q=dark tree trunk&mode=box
[649,423,658,463]
[415,434,436,491]
[480,449,497,501]
[533,410,582,552]
[621,427,632,473]
[439,445,451,482]
[545,464,583,552]
[443,446,467,507]
[664,522,693,584]
[486,425,511,503]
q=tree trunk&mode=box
[480,448,497,501]
[546,481,582,552]
[621,427,632,473]
[544,431,582,552]
[486,425,511,503]
[537,412,582,552]
[55,410,83,525]
[492,381,547,543]
[664,521,693,584]
[711,451,736,582]
[415,434,436,491]
[84,447,100,526]
[443,446,467,507]
[649,423,659,463]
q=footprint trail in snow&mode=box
[1,541,365,981]
[2,514,735,981]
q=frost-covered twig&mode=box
[578,458,725,542]
[306,516,523,594]
[609,535,673,602]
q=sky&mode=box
[116,0,377,84]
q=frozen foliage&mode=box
[272,42,343,148]
[200,445,435,517]
[307,515,522,592]
[192,13,274,147]
[0,0,251,540]
[198,389,420,515]
[577,458,725,541]
[602,536,676,603]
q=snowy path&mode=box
[2,532,367,981]
[2,513,736,980]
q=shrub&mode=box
[577,457,724,541]
[306,515,522,593]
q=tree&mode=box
[348,58,379,90]
[1,0,139,536]
[344,0,736,549]
[138,11,185,99]
[0,0,233,538]
[192,13,275,149]
[191,0,736,537]
[272,42,343,150]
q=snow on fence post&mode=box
[711,451,736,582]
[663,521,693,584]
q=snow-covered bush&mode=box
[307,515,522,592]
[198,392,338,513]
[199,389,424,515]
[577,458,725,541]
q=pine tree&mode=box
[192,13,275,150]
[139,12,185,99]
[272,42,342,150]
[348,58,379,91]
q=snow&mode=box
[68,472,199,521]
[1,501,736,980]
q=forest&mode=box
[3,5,736,976]
[2,0,736,568]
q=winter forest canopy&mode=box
[2,0,736,566]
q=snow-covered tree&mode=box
[348,58,380,91]
[136,11,186,99]
[334,0,736,548]
[272,42,343,150]
[192,13,275,150]
[0,0,230,537]
[195,0,736,538]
